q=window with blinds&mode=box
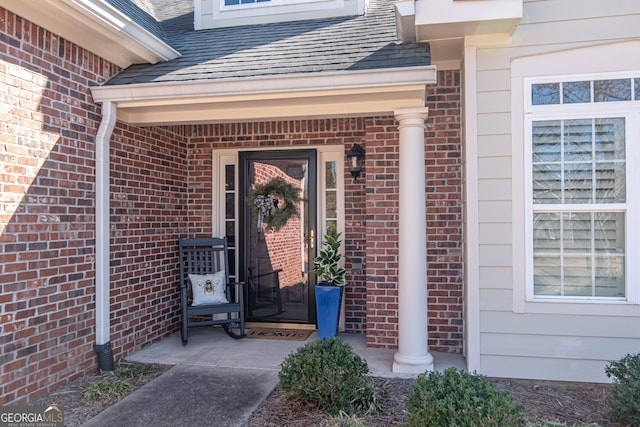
[532,118,626,298]
[526,74,639,301]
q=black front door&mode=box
[239,150,317,324]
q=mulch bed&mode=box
[247,377,620,426]
[29,366,620,427]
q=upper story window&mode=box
[195,0,365,30]
[224,0,270,5]
[525,73,640,303]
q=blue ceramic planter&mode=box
[315,284,343,339]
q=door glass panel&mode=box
[324,160,338,233]
[242,151,316,323]
[225,164,237,282]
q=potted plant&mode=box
[313,226,346,339]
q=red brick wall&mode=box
[364,71,463,353]
[364,117,401,346]
[0,8,120,404]
[0,9,188,404]
[107,124,188,357]
[425,71,463,353]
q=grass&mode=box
[526,422,600,427]
[83,362,161,403]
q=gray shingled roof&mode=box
[105,0,430,86]
[104,0,168,43]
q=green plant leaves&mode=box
[278,337,378,415]
[405,368,525,427]
[605,353,640,426]
[314,227,346,286]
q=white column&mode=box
[392,107,434,374]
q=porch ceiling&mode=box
[90,66,437,126]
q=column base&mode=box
[392,351,434,374]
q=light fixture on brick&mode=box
[346,143,365,180]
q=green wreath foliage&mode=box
[247,176,302,231]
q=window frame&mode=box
[523,74,640,307]
[221,0,328,10]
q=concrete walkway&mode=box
[83,328,465,426]
[83,364,275,427]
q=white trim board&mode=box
[90,67,437,126]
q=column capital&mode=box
[394,107,429,122]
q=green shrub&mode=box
[405,368,525,427]
[278,337,378,414]
[605,352,640,426]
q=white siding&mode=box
[478,157,511,179]
[482,355,610,382]
[479,224,511,247]
[477,134,511,157]
[479,266,512,290]
[473,0,640,382]
[477,70,510,93]
[477,179,511,200]
[478,201,511,223]
[482,311,640,339]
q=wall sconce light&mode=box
[347,143,365,180]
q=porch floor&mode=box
[126,327,466,377]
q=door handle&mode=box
[310,229,315,249]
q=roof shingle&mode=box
[104,0,430,86]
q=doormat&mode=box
[246,328,313,341]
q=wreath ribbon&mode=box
[254,195,274,233]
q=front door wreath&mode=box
[247,176,302,232]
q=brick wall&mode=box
[0,8,119,404]
[0,9,188,404]
[425,70,463,353]
[107,124,188,358]
[364,117,402,347]
[364,71,463,352]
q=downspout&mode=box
[94,101,117,371]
